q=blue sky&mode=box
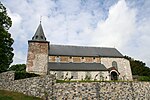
[1,0,150,67]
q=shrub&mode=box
[138,76,150,81]
[15,71,39,80]
[9,64,26,72]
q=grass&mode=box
[0,90,42,100]
[56,80,134,83]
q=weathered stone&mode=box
[26,41,49,75]
[0,72,150,99]
[101,58,133,81]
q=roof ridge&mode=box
[50,44,115,49]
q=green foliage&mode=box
[138,76,150,81]
[15,71,39,80]
[8,64,39,80]
[9,64,26,72]
[0,90,42,100]
[56,80,96,83]
[124,56,150,76]
[56,80,132,83]
[0,2,14,73]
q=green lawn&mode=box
[0,90,42,100]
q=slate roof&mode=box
[31,24,47,41]
[49,45,123,57]
[48,62,108,71]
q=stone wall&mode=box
[0,72,150,99]
[0,71,14,82]
[101,57,133,81]
[54,82,150,99]
[26,41,49,75]
[0,71,55,99]
[49,56,101,63]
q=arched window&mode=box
[71,71,78,79]
[99,71,104,80]
[93,57,96,63]
[81,57,84,63]
[35,36,38,39]
[85,71,91,80]
[56,56,60,62]
[41,36,43,39]
[69,56,72,63]
[112,61,118,69]
[111,71,118,80]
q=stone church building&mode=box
[26,23,133,81]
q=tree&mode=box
[9,64,26,72]
[0,2,14,73]
[124,56,150,76]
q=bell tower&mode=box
[26,23,49,75]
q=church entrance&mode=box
[111,71,118,80]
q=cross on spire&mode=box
[40,16,42,24]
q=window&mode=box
[35,36,38,39]
[112,61,118,69]
[85,71,91,80]
[41,36,43,39]
[81,57,84,63]
[99,72,104,81]
[111,71,118,80]
[56,56,60,62]
[71,71,78,79]
[69,56,72,63]
[93,57,96,63]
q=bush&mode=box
[9,64,26,72]
[138,76,150,81]
[15,71,39,80]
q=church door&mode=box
[111,71,118,80]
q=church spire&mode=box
[32,23,46,41]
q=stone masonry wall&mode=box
[49,56,101,63]
[54,82,150,100]
[26,41,49,75]
[0,72,150,99]
[0,71,55,99]
[0,71,14,82]
[101,57,133,81]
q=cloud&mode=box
[92,0,136,49]
[7,10,22,39]
[13,50,26,64]
[134,16,150,66]
[91,0,150,67]
[1,0,150,67]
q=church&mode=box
[26,23,133,81]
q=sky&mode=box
[1,0,150,67]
